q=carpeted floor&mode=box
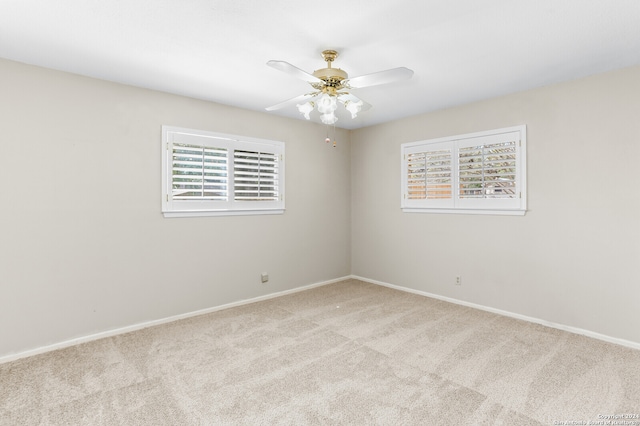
[1,279,639,425]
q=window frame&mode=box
[162,126,285,218]
[401,125,527,216]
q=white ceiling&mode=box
[2,0,640,129]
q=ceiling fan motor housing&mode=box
[312,68,348,93]
[312,49,348,93]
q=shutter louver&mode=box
[233,150,279,201]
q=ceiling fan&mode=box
[265,50,413,125]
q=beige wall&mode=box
[351,65,640,345]
[0,59,351,358]
[2,57,639,359]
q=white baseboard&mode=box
[0,276,350,365]
[351,275,640,351]
[4,274,637,364]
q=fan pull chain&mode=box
[325,125,337,147]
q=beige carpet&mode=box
[1,279,639,425]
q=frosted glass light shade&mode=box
[345,100,363,118]
[296,101,314,120]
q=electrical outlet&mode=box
[455,276,462,285]
[261,273,269,283]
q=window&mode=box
[401,125,526,215]
[162,126,284,217]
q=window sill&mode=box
[402,208,526,216]
[163,209,285,218]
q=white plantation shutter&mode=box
[458,141,516,199]
[406,152,427,200]
[403,142,453,208]
[424,149,453,200]
[455,131,522,211]
[162,127,285,217]
[172,144,228,200]
[233,150,280,201]
[401,126,526,215]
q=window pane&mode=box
[233,150,280,201]
[458,141,516,199]
[425,149,452,199]
[406,152,426,199]
[406,149,452,200]
[172,143,228,200]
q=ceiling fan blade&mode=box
[345,67,413,89]
[265,93,317,111]
[267,60,323,84]
[338,93,372,111]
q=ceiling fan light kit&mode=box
[266,49,413,139]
